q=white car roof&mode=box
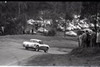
[30,39,42,42]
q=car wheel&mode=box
[36,45,39,51]
[25,47,28,50]
[34,48,36,51]
[44,47,48,53]
[44,50,47,53]
[36,48,39,51]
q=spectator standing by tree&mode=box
[78,30,91,48]
[85,30,91,47]
[89,29,96,47]
[96,29,100,47]
[78,33,83,47]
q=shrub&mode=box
[77,30,84,35]
[47,29,56,36]
[43,32,48,36]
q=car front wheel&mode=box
[25,47,28,50]
[34,48,37,51]
[44,47,49,53]
[44,50,48,53]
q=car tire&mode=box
[36,45,39,51]
[34,48,37,51]
[44,50,48,53]
[44,47,48,53]
[25,47,28,50]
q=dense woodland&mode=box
[0,1,99,35]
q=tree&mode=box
[80,2,100,47]
[0,2,83,35]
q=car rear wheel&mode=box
[25,45,29,49]
[34,48,37,51]
[36,45,39,51]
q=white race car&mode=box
[23,39,49,52]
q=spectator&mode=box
[85,30,91,47]
[78,34,83,47]
[31,29,34,34]
[78,30,90,47]
[78,31,86,47]
[35,23,38,30]
[96,29,100,47]
[90,30,96,47]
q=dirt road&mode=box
[0,35,77,66]
[0,41,73,66]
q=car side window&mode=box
[30,40,37,43]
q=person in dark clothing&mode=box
[79,30,89,47]
[35,23,38,30]
[81,30,91,47]
[90,31,96,47]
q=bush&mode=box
[43,32,48,36]
[47,29,56,36]
[77,30,84,35]
[70,47,100,57]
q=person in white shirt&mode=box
[96,29,100,47]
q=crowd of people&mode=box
[78,29,100,48]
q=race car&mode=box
[22,39,49,52]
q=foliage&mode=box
[47,29,56,36]
[80,2,100,19]
[0,2,82,35]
